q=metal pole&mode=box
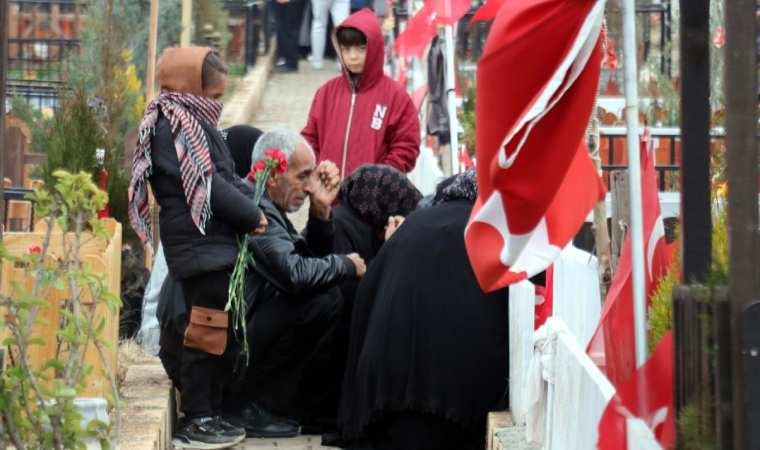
[622,0,647,367]
[181,0,193,47]
[725,0,759,447]
[444,25,459,175]
[146,0,160,101]
[0,0,7,240]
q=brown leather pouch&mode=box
[183,306,229,355]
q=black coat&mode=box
[246,197,356,310]
[149,115,262,279]
[332,204,382,305]
[339,199,509,442]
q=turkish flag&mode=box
[394,2,438,58]
[597,331,676,449]
[431,0,472,25]
[464,0,607,292]
[471,0,506,23]
[586,130,670,387]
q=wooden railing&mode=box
[0,218,122,398]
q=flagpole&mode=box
[443,0,459,175]
[444,26,459,174]
[622,0,647,367]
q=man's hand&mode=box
[346,253,366,278]
[384,215,405,241]
[309,161,341,220]
[250,211,268,235]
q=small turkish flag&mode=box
[597,331,676,450]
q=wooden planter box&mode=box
[0,219,122,398]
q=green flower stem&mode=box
[226,165,275,365]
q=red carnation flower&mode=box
[264,148,288,174]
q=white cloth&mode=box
[408,145,444,196]
[310,0,349,65]
[523,318,571,445]
[136,244,168,356]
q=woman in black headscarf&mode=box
[332,164,422,303]
[223,125,264,178]
[338,169,509,450]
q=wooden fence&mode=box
[0,218,122,398]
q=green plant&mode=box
[459,84,476,156]
[42,87,103,185]
[676,399,717,450]
[193,0,231,49]
[0,171,121,449]
[63,1,151,242]
[709,192,728,286]
[647,254,678,353]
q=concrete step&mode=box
[234,434,337,449]
[487,411,541,450]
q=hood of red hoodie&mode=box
[334,8,384,92]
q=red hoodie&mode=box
[302,9,420,178]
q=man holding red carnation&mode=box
[222,128,367,438]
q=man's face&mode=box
[340,44,367,74]
[267,143,316,213]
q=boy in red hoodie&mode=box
[302,8,420,178]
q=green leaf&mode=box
[55,387,77,398]
[27,337,46,347]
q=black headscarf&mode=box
[223,125,264,179]
[339,164,422,235]
[432,168,477,205]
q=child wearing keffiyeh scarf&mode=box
[128,47,265,449]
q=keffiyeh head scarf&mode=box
[128,47,223,245]
[339,164,422,232]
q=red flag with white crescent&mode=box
[586,130,670,387]
[597,331,676,449]
[393,2,438,58]
[464,0,606,292]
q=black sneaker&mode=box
[225,402,300,438]
[213,416,246,438]
[172,416,246,449]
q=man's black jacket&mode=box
[246,196,356,310]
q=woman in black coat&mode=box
[338,170,509,450]
[332,164,422,304]
[155,124,265,389]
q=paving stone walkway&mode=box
[250,62,340,132]
[236,61,341,450]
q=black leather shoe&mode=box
[226,403,300,438]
